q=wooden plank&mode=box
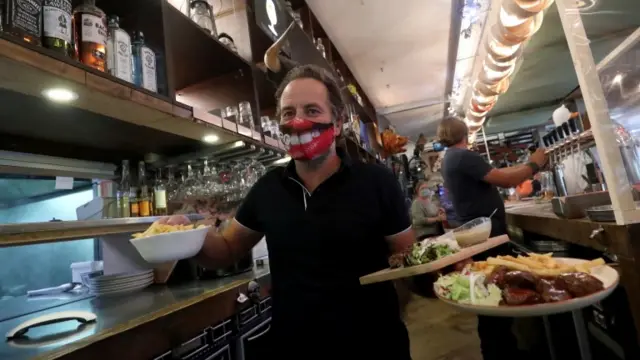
[0,38,85,84]
[360,235,510,285]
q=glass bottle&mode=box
[154,168,168,216]
[166,166,178,201]
[117,160,131,218]
[189,0,216,36]
[238,101,254,131]
[132,31,158,93]
[2,0,43,45]
[43,0,73,56]
[106,15,133,83]
[137,161,151,217]
[316,38,326,59]
[73,0,107,72]
[129,184,139,217]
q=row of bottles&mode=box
[116,160,167,218]
[0,0,158,93]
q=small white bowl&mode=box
[453,217,492,247]
[129,226,210,264]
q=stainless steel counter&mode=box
[0,266,270,360]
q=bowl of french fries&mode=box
[129,222,210,263]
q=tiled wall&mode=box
[0,190,94,300]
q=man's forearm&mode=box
[498,164,534,187]
[196,230,239,269]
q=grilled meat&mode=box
[503,271,539,291]
[556,273,604,297]
[537,278,573,302]
[485,266,509,287]
[502,288,542,305]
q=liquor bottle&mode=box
[316,38,326,59]
[129,184,139,217]
[43,0,73,56]
[106,15,132,83]
[117,160,131,218]
[154,169,168,216]
[73,0,107,71]
[137,161,151,217]
[132,31,157,93]
[2,0,43,45]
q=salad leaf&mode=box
[404,242,457,266]
[435,272,502,306]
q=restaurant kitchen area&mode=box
[1,0,640,359]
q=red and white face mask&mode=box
[279,118,335,161]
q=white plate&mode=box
[89,277,154,291]
[130,226,210,263]
[435,258,619,317]
[85,270,153,284]
[90,280,153,296]
[87,273,154,287]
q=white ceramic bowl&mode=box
[129,226,210,264]
[453,217,492,247]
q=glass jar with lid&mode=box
[189,0,217,36]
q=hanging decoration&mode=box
[465,0,554,138]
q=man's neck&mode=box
[452,141,467,149]
[294,150,341,193]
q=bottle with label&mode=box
[106,15,132,83]
[154,169,168,216]
[129,184,139,217]
[132,31,157,93]
[73,0,106,71]
[117,160,131,218]
[137,161,151,217]
[2,0,43,45]
[43,0,73,56]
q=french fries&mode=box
[132,222,206,239]
[482,252,604,277]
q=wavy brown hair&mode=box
[275,64,347,124]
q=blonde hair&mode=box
[437,116,468,147]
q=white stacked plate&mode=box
[83,270,154,297]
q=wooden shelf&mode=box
[0,215,203,248]
[162,1,252,90]
[0,35,286,163]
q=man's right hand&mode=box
[530,148,548,168]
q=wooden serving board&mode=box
[359,235,510,285]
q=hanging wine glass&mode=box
[166,166,179,201]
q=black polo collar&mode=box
[282,146,352,180]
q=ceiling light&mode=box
[613,74,623,84]
[233,141,245,148]
[42,88,78,103]
[202,134,219,144]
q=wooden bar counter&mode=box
[506,202,640,343]
[0,266,270,360]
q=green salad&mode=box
[434,271,502,306]
[404,243,457,266]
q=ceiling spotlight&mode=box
[613,74,623,84]
[42,88,78,103]
[202,134,219,144]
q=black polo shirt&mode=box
[235,149,411,355]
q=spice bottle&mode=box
[137,161,151,217]
[73,0,106,71]
[43,0,73,56]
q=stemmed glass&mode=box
[165,166,179,201]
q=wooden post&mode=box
[556,0,640,224]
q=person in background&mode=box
[437,116,548,360]
[160,65,415,360]
[439,186,461,229]
[411,181,444,240]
